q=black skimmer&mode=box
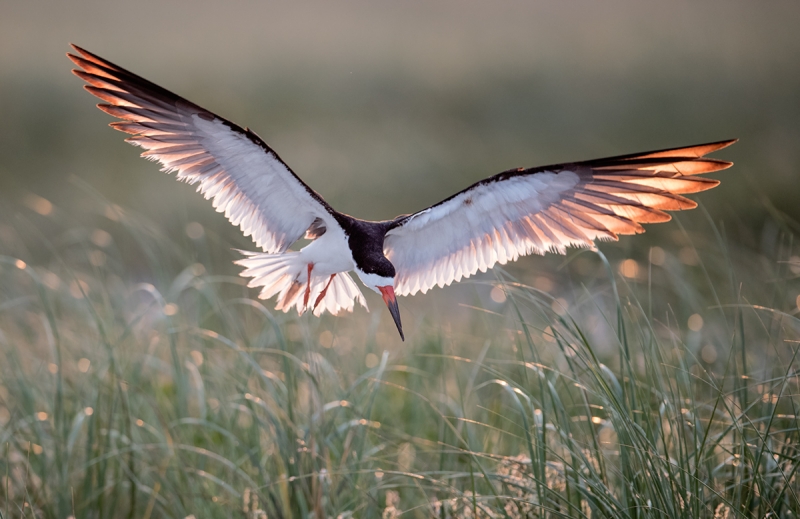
[68,45,736,341]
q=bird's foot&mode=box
[303,263,314,309]
[313,274,336,311]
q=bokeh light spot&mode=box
[91,229,112,248]
[24,194,53,216]
[534,276,554,292]
[190,350,204,366]
[679,247,699,266]
[490,286,506,303]
[619,259,639,278]
[688,314,704,332]
[650,246,666,266]
[319,330,333,348]
[77,358,91,373]
[186,222,205,239]
[365,353,379,368]
[701,344,717,363]
[551,298,568,316]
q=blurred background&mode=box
[3,0,799,215]
[4,3,800,514]
[2,0,800,334]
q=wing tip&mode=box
[677,138,739,157]
[689,178,722,193]
[68,43,99,63]
[713,160,734,171]
[713,138,738,149]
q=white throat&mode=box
[354,269,394,293]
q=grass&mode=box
[1,191,800,518]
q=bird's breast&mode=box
[300,228,356,276]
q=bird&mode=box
[68,44,735,341]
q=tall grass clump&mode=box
[1,193,799,518]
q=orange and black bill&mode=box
[379,286,404,341]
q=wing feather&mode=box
[385,140,735,296]
[69,44,333,253]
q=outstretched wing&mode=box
[68,44,335,253]
[384,140,735,296]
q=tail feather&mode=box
[235,251,367,316]
[313,273,368,317]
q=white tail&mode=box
[235,251,368,316]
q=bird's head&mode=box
[355,262,403,341]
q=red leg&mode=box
[303,263,314,309]
[313,274,336,311]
